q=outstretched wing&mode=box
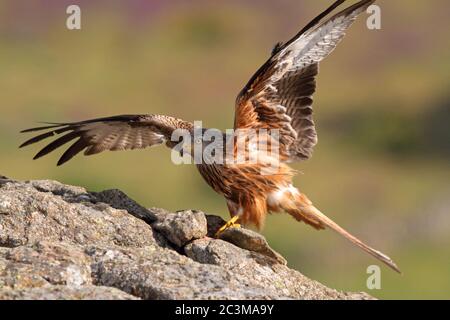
[20,114,193,166]
[235,0,375,161]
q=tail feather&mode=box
[287,194,401,273]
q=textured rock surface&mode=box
[0,176,373,300]
[0,286,138,300]
[151,208,208,247]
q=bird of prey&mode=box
[20,0,400,272]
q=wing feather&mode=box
[20,114,193,166]
[235,0,375,161]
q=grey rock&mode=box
[0,178,373,300]
[0,241,91,289]
[86,244,250,299]
[151,208,208,247]
[0,285,138,300]
[0,179,160,248]
[184,238,372,300]
[205,214,286,264]
[93,189,157,223]
[205,214,227,237]
[218,227,287,265]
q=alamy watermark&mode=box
[366,265,382,290]
[66,4,381,31]
[366,4,382,30]
[66,5,81,30]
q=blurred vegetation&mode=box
[0,0,449,299]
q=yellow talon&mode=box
[215,215,241,237]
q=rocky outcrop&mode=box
[0,176,372,300]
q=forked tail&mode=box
[285,193,401,273]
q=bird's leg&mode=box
[215,215,241,237]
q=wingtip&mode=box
[19,139,33,148]
[57,156,69,166]
[20,122,66,133]
[391,262,402,275]
[19,139,36,148]
[379,252,401,274]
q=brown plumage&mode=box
[20,0,400,273]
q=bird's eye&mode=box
[195,138,202,144]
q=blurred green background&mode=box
[1,0,449,299]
